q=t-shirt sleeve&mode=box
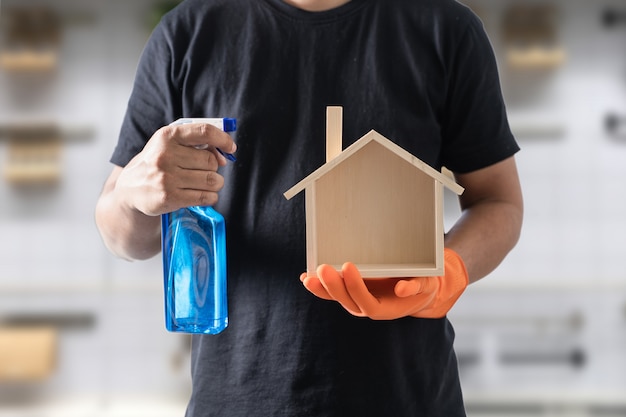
[440,12,519,173]
[110,22,182,167]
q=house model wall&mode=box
[284,107,464,278]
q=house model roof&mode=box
[284,129,464,200]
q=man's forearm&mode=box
[96,197,161,261]
[445,157,524,284]
[444,199,523,283]
[95,168,162,261]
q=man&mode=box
[96,0,523,415]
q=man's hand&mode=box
[95,122,236,260]
[300,248,468,320]
[114,122,237,217]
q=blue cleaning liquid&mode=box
[162,206,228,334]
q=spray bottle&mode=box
[161,118,236,334]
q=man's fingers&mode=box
[341,262,383,314]
[173,145,221,171]
[162,123,237,161]
[317,264,363,316]
[174,123,236,151]
[302,277,334,301]
[175,167,225,193]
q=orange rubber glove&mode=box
[300,248,469,320]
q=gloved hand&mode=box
[300,248,469,320]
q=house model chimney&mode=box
[326,106,343,162]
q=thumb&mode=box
[394,277,442,298]
[394,278,424,298]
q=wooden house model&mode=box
[284,107,464,278]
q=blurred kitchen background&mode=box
[0,0,625,415]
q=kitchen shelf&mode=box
[500,3,566,71]
[0,281,162,294]
[0,50,58,72]
[505,46,566,70]
[3,139,62,185]
[0,396,187,417]
[465,389,626,416]
[0,121,95,185]
[0,121,94,142]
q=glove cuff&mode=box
[443,247,469,290]
[416,248,468,319]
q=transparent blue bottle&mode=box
[161,118,236,334]
[162,206,228,334]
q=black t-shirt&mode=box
[112,0,519,415]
